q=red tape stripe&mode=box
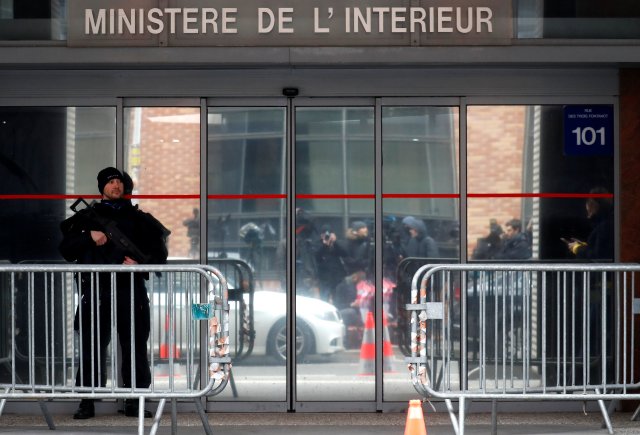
[0,194,198,200]
[383,193,460,198]
[0,194,102,200]
[468,193,614,198]
[0,193,613,200]
[129,194,200,199]
[208,194,286,199]
[296,194,374,199]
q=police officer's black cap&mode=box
[97,167,124,193]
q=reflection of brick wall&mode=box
[467,106,526,257]
[127,108,200,259]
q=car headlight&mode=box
[312,308,340,323]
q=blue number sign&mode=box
[563,105,613,156]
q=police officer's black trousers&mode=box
[75,276,151,390]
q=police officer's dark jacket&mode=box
[59,199,169,332]
[59,199,168,266]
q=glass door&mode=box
[294,104,376,403]
[206,104,288,404]
[293,100,461,405]
[122,102,202,391]
[380,103,461,401]
[202,98,461,408]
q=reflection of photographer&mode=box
[315,225,348,302]
[295,208,319,297]
[321,227,335,245]
[472,218,503,260]
[343,221,372,279]
[239,221,275,277]
[182,208,199,258]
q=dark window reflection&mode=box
[517,0,640,38]
[0,0,66,40]
[0,107,115,262]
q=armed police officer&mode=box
[59,167,169,419]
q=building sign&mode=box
[67,0,513,47]
[563,105,614,156]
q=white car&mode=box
[229,290,345,363]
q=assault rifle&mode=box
[69,198,152,264]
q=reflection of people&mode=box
[494,218,531,260]
[343,221,372,277]
[566,187,614,260]
[333,272,364,347]
[472,218,503,260]
[59,167,169,419]
[315,225,347,302]
[382,215,404,277]
[564,188,614,382]
[295,208,319,297]
[401,216,439,258]
[183,208,200,258]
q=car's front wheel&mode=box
[267,318,314,364]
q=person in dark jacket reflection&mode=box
[59,167,169,420]
[343,221,372,277]
[472,218,503,260]
[494,218,531,260]
[295,208,320,298]
[401,216,439,259]
[565,187,614,381]
[566,187,614,261]
[315,225,348,302]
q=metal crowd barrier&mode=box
[406,263,640,435]
[0,264,231,435]
[208,259,255,362]
[395,258,457,356]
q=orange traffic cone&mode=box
[404,400,427,435]
[159,343,181,359]
[382,310,395,373]
[358,311,375,376]
[160,313,180,359]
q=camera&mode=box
[323,230,331,242]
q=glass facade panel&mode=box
[516,0,640,38]
[0,0,66,40]
[207,107,287,401]
[0,106,115,262]
[0,98,620,408]
[381,106,460,401]
[295,107,374,401]
[466,104,614,389]
[123,106,201,391]
[467,105,614,262]
[0,105,116,394]
[124,107,201,260]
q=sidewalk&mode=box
[1,411,639,434]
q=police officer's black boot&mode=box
[73,399,95,419]
[124,399,152,418]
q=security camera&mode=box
[282,87,299,97]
